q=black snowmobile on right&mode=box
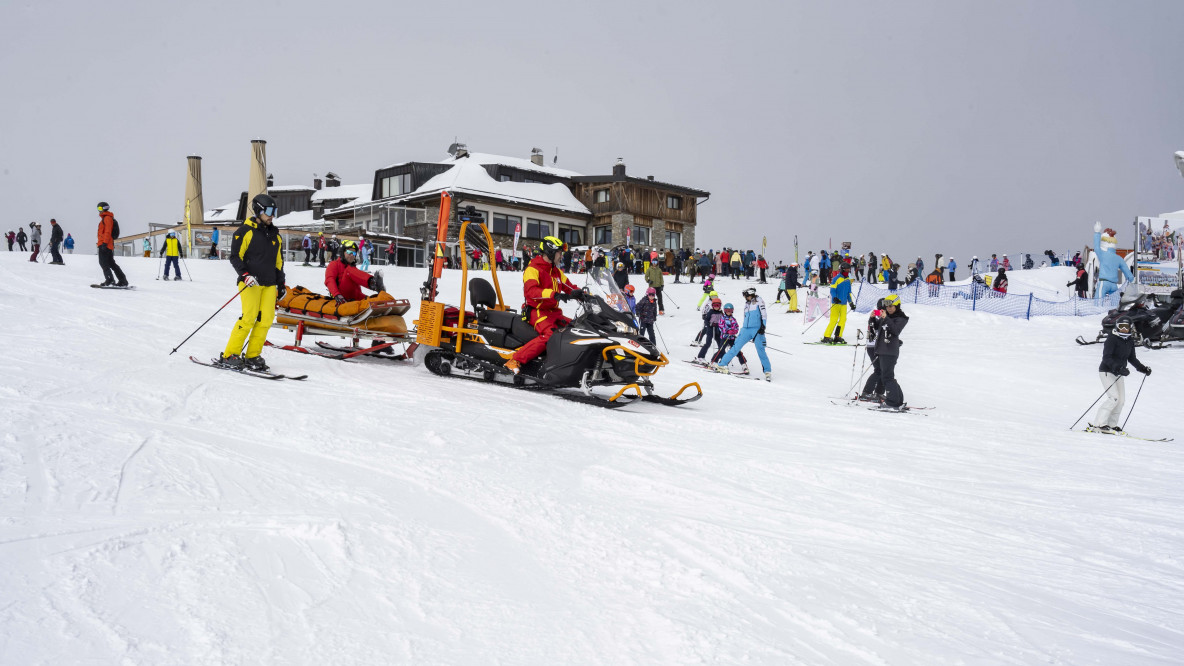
[1077,288,1184,348]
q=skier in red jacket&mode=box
[504,236,581,374]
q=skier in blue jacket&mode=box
[711,287,771,381]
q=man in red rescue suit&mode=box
[504,236,580,374]
[325,239,384,303]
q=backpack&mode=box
[111,218,121,239]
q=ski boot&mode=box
[690,358,708,366]
[175,276,183,281]
[832,337,847,345]
[503,359,521,375]
[738,363,750,375]
[764,371,772,382]
[243,355,270,372]
[819,336,833,345]
[857,392,883,403]
[876,402,907,412]
[709,363,729,374]
[217,353,245,369]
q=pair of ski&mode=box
[1082,425,1172,442]
[682,359,762,380]
[829,397,932,414]
[805,341,866,347]
[189,356,307,381]
[91,284,135,289]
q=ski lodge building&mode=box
[115,145,709,268]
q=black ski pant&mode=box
[759,267,767,283]
[867,266,876,283]
[50,241,62,263]
[98,246,127,284]
[861,349,884,397]
[303,248,312,263]
[18,241,26,251]
[640,323,656,345]
[654,286,664,312]
[949,270,956,281]
[697,327,721,360]
[6,240,12,251]
[866,353,903,406]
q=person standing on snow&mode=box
[644,258,666,314]
[821,263,855,344]
[209,226,220,258]
[317,232,328,268]
[326,239,384,303]
[160,231,185,280]
[48,219,64,264]
[16,227,28,251]
[301,234,313,265]
[95,203,128,287]
[709,302,750,372]
[818,249,831,286]
[64,233,74,253]
[503,237,582,375]
[1068,266,1088,298]
[947,256,957,281]
[359,237,372,270]
[693,296,725,364]
[28,223,42,262]
[635,287,659,345]
[612,261,630,290]
[712,287,771,381]
[219,194,286,371]
[1091,315,1150,433]
[864,293,909,410]
[5,230,14,251]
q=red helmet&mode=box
[624,284,635,293]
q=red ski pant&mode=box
[511,310,570,365]
[329,264,372,301]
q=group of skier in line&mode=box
[5,222,73,264]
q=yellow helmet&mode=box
[883,294,901,306]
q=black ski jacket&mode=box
[786,266,800,289]
[871,309,908,356]
[229,218,285,287]
[1099,333,1147,376]
[50,224,63,244]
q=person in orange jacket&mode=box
[95,202,128,286]
[504,236,582,374]
[325,239,383,302]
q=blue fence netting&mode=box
[849,281,1119,319]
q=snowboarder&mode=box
[160,231,184,280]
[1091,315,1151,433]
[218,194,285,371]
[48,219,64,264]
[503,236,581,375]
[712,287,771,381]
[865,293,909,410]
[822,264,855,344]
[95,203,127,287]
[325,239,384,302]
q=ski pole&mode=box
[169,286,245,356]
[181,253,193,281]
[663,289,680,310]
[1068,375,1122,430]
[764,345,793,356]
[653,321,671,355]
[843,362,875,398]
[849,331,861,390]
[155,246,164,279]
[801,305,833,335]
[1120,373,1148,431]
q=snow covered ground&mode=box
[1,251,1182,664]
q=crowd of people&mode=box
[5,221,73,265]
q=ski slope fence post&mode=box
[1026,293,1033,320]
[972,281,977,311]
[913,280,919,303]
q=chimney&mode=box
[266,173,275,188]
[325,172,341,188]
[454,144,469,159]
[613,158,626,177]
[530,147,544,166]
[313,173,322,190]
[647,175,654,181]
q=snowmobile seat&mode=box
[469,278,498,310]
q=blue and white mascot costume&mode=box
[1093,221,1133,300]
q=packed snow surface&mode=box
[1,252,1183,664]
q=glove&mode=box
[277,284,287,300]
[335,295,346,304]
[241,273,258,288]
[1140,366,1152,376]
[1094,221,1102,233]
[757,325,766,335]
[849,301,856,310]
[556,292,572,302]
[1119,367,1130,377]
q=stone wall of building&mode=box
[683,222,696,250]
[610,213,634,247]
[650,219,666,250]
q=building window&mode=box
[632,225,651,246]
[594,226,612,245]
[525,218,551,239]
[492,213,521,236]
[665,231,682,250]
[499,174,511,182]
[666,195,682,210]
[382,173,412,198]
[594,189,610,204]
[558,224,582,246]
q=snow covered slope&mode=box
[1,252,1182,664]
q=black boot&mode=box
[368,270,385,294]
[243,355,270,372]
[217,354,244,369]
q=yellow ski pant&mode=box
[223,284,277,358]
[787,288,798,311]
[823,303,848,338]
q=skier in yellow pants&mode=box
[821,264,854,344]
[219,194,286,371]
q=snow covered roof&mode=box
[204,201,241,222]
[310,184,371,204]
[382,152,583,179]
[1159,209,1184,220]
[268,185,315,193]
[334,156,591,216]
[272,209,317,229]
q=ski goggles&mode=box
[260,205,277,217]
[1115,321,1132,333]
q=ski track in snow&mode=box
[1,253,1183,664]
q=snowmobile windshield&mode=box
[577,267,640,334]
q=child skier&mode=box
[709,303,748,373]
[636,287,659,344]
[696,274,717,308]
[692,297,724,364]
[693,290,720,344]
[1090,315,1151,433]
[711,287,771,381]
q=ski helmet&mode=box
[97,202,109,212]
[1115,315,1133,336]
[342,239,359,253]
[711,297,722,307]
[742,287,758,298]
[646,287,657,296]
[883,294,901,307]
[723,303,734,312]
[251,193,277,219]
[538,235,565,262]
[624,284,635,293]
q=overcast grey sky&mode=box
[3,0,1182,262]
